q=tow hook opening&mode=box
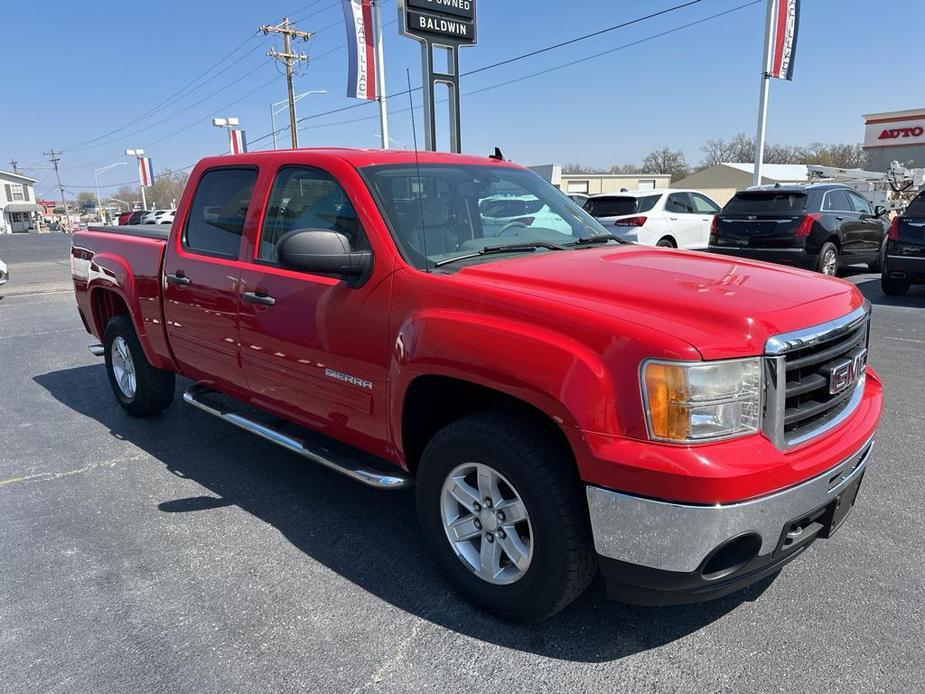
[701,533,762,581]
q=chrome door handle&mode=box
[243,291,276,306]
[166,272,190,286]
[669,216,678,220]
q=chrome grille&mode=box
[763,305,871,449]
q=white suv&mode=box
[584,189,721,249]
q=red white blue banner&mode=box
[769,0,800,81]
[138,157,154,187]
[343,0,376,100]
[229,129,247,154]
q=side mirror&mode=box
[277,229,373,280]
[874,205,887,217]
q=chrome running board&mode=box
[182,383,411,490]
[89,344,105,357]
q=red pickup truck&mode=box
[71,149,882,621]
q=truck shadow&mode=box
[852,277,925,308]
[35,365,773,663]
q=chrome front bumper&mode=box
[586,437,873,573]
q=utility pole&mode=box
[10,159,19,174]
[261,17,312,149]
[44,149,71,229]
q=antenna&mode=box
[407,68,430,272]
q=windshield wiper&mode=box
[433,241,566,268]
[566,234,630,246]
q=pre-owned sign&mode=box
[407,0,473,20]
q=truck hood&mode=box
[455,245,864,359]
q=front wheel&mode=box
[416,412,595,622]
[103,314,175,416]
[817,241,839,276]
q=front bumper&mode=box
[587,437,873,605]
[708,246,817,270]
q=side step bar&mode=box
[182,383,412,490]
[89,344,105,357]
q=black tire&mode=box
[881,274,910,296]
[868,240,886,273]
[103,314,175,417]
[415,411,596,622]
[656,237,676,248]
[817,241,839,276]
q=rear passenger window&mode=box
[259,166,367,262]
[183,168,257,258]
[823,190,851,212]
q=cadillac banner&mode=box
[343,0,376,100]
[769,0,800,81]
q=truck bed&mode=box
[87,224,170,241]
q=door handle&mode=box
[669,216,679,221]
[835,216,845,221]
[166,272,190,286]
[243,291,276,306]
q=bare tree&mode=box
[641,147,690,182]
[561,162,596,174]
[609,163,642,174]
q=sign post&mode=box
[397,0,477,153]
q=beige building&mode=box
[559,172,672,196]
[672,163,809,206]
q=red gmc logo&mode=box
[879,126,924,140]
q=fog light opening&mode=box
[701,533,762,581]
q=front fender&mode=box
[389,308,617,464]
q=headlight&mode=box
[642,358,762,443]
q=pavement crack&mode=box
[0,453,145,489]
[353,621,422,692]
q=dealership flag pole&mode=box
[753,0,777,187]
[754,0,800,186]
[371,0,390,147]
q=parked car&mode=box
[0,257,8,286]
[141,209,173,225]
[881,192,925,295]
[567,193,589,207]
[709,184,887,275]
[124,210,148,225]
[478,194,573,237]
[155,209,176,225]
[70,149,881,621]
[584,189,720,249]
[117,212,133,226]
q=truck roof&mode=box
[195,148,521,170]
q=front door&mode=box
[664,193,703,249]
[846,190,885,259]
[237,164,392,454]
[162,166,258,394]
[822,189,865,261]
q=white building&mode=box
[1,171,41,233]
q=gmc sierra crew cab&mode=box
[71,149,882,621]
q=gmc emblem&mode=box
[826,349,867,395]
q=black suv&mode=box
[708,184,887,275]
[882,191,925,295]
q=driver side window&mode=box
[258,166,367,262]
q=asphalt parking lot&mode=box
[1,233,923,694]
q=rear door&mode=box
[663,193,703,249]
[162,166,258,393]
[236,163,393,452]
[821,189,865,260]
[713,191,807,248]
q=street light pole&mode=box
[212,117,241,153]
[125,149,148,210]
[94,162,127,224]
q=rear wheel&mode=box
[656,237,676,248]
[104,314,175,416]
[416,412,595,622]
[817,242,839,276]
[881,275,910,296]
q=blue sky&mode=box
[3,0,923,199]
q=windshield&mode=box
[361,163,610,269]
[723,191,807,215]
